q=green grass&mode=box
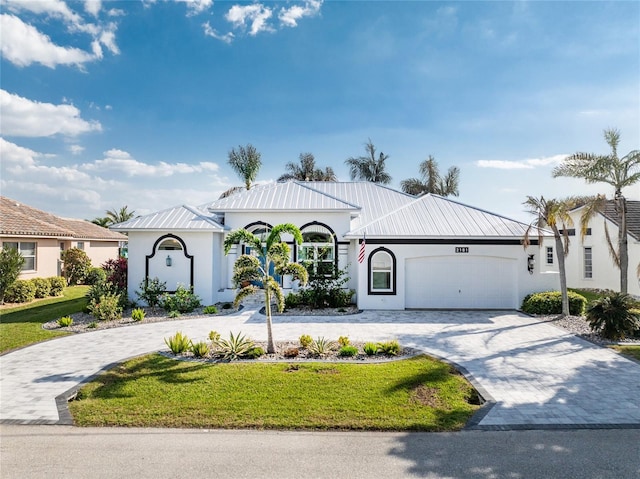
[70,354,480,431]
[0,286,89,353]
[569,288,601,304]
[611,345,640,361]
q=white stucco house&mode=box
[112,181,558,310]
[565,200,640,297]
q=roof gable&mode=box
[111,205,224,231]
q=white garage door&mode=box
[405,256,517,309]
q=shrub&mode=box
[57,316,73,327]
[377,340,401,356]
[61,248,92,285]
[5,280,36,303]
[85,267,107,286]
[136,277,167,309]
[284,347,300,358]
[103,257,128,292]
[203,305,218,314]
[160,285,201,313]
[87,321,97,329]
[48,277,66,296]
[309,337,336,357]
[338,335,350,347]
[190,341,210,358]
[245,346,265,359]
[87,280,128,309]
[363,342,378,356]
[296,266,354,308]
[88,293,122,321]
[208,330,221,342]
[0,246,25,304]
[131,308,146,322]
[338,345,358,357]
[586,292,640,340]
[299,334,313,349]
[213,332,255,360]
[165,332,191,354]
[521,291,587,316]
[284,292,300,309]
[30,277,51,298]
[168,310,181,318]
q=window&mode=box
[158,238,183,251]
[584,247,592,279]
[546,247,553,265]
[76,241,84,250]
[368,248,396,295]
[298,225,335,276]
[3,241,36,271]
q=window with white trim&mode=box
[298,227,334,276]
[3,241,37,271]
[584,247,592,279]
[546,246,553,265]
[76,241,85,250]
[370,250,393,292]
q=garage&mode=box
[405,255,517,309]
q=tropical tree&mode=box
[106,206,136,225]
[90,217,111,227]
[228,144,262,190]
[0,247,25,304]
[344,139,392,184]
[223,224,309,353]
[278,153,337,182]
[523,196,595,317]
[400,156,460,196]
[553,128,640,293]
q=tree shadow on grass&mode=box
[0,297,88,324]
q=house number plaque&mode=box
[455,247,469,253]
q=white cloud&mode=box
[2,0,82,24]
[477,155,567,170]
[0,137,39,166]
[226,3,273,36]
[203,21,234,44]
[0,14,97,68]
[279,0,322,27]
[0,89,102,137]
[84,0,101,17]
[69,144,85,155]
[174,0,213,16]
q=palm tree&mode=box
[553,128,640,293]
[223,224,308,353]
[523,196,593,317]
[105,206,135,225]
[228,144,262,191]
[400,156,460,196]
[344,139,392,184]
[278,153,337,182]
[90,217,111,227]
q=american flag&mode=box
[358,234,366,263]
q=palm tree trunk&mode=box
[264,286,275,354]
[617,194,628,294]
[553,227,570,317]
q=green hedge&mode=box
[5,280,36,303]
[521,291,587,316]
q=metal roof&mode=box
[205,181,361,212]
[347,194,547,238]
[111,205,224,231]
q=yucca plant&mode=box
[363,342,378,356]
[377,340,401,356]
[309,337,336,357]
[213,332,255,360]
[190,341,210,358]
[586,292,640,340]
[57,316,73,327]
[338,345,358,357]
[131,308,146,322]
[164,332,191,354]
[203,305,218,314]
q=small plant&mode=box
[136,277,167,309]
[284,347,300,358]
[208,330,221,342]
[47,276,66,296]
[88,293,123,321]
[190,341,210,358]
[30,277,51,298]
[159,284,202,313]
[586,292,640,340]
[309,337,336,357]
[87,321,97,329]
[213,332,255,360]
[338,335,350,347]
[165,331,191,354]
[131,308,146,322]
[57,316,73,327]
[377,340,401,356]
[168,310,181,318]
[203,305,219,314]
[245,346,265,359]
[363,342,378,356]
[338,345,358,357]
[299,334,313,349]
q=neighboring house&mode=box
[0,196,127,279]
[565,200,640,297]
[112,181,558,310]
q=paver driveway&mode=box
[1,308,639,428]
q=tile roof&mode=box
[110,205,224,231]
[0,196,127,241]
[602,200,640,241]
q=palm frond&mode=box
[265,277,285,312]
[233,285,259,308]
[268,242,291,268]
[276,262,309,286]
[400,178,426,195]
[603,221,621,268]
[223,229,262,254]
[266,223,303,249]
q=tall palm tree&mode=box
[105,206,135,225]
[90,217,111,227]
[400,156,460,196]
[223,224,308,353]
[344,139,392,184]
[523,196,595,317]
[278,153,337,182]
[553,128,640,293]
[228,144,262,191]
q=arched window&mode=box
[241,222,272,256]
[368,248,396,295]
[298,223,335,276]
[158,238,183,251]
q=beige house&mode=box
[0,196,127,279]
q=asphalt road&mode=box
[1,426,638,479]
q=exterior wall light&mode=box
[166,255,172,267]
[527,254,535,274]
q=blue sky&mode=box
[1,0,638,223]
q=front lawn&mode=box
[70,354,480,431]
[612,345,640,361]
[0,286,89,353]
